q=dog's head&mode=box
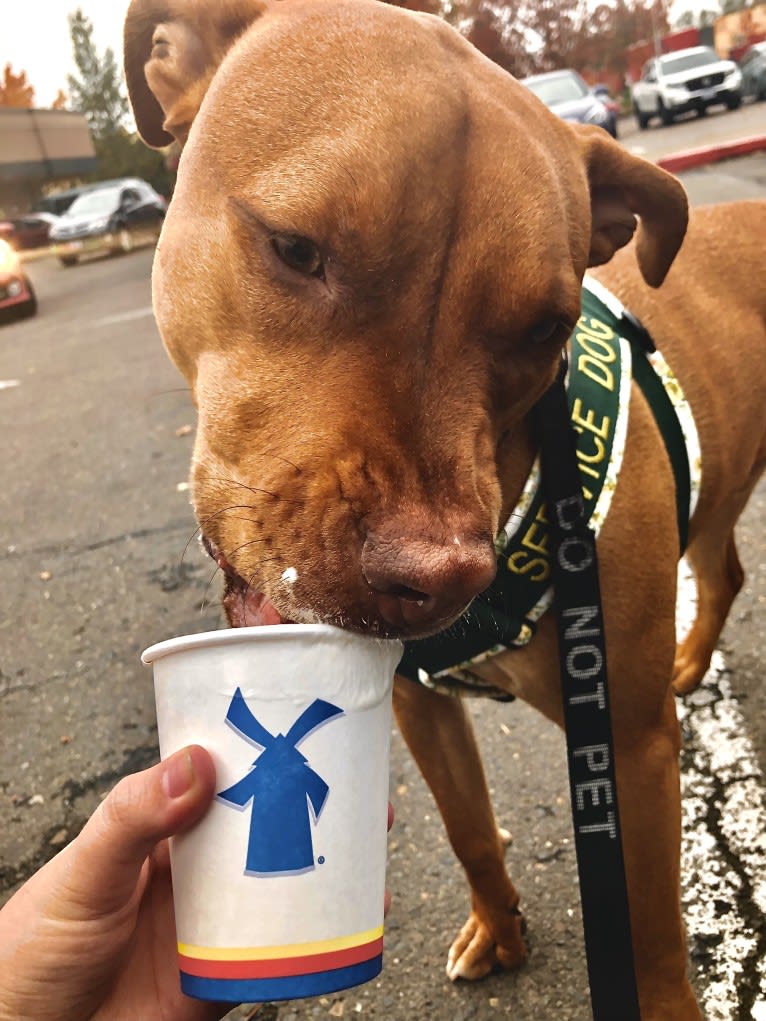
[125,0,688,638]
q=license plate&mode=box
[61,240,83,253]
[701,89,717,101]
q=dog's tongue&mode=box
[223,585,284,627]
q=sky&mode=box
[4,0,714,109]
[3,1,132,108]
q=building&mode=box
[715,3,766,60]
[0,108,96,214]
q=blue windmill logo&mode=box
[217,688,344,877]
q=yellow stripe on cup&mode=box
[179,925,385,962]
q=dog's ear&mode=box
[575,125,689,287]
[124,0,268,148]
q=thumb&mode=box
[60,745,216,917]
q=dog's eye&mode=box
[271,234,324,278]
[527,319,571,346]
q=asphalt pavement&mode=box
[1,117,765,1021]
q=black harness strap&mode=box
[531,363,642,1021]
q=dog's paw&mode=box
[446,909,527,982]
[672,646,708,695]
[498,826,513,849]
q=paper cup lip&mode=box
[141,623,402,666]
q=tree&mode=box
[52,89,68,110]
[65,8,173,194]
[384,0,535,76]
[581,0,670,76]
[525,0,589,73]
[0,64,35,107]
[66,9,129,142]
[384,0,671,81]
[675,7,719,28]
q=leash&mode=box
[531,359,642,1021]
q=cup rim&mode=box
[141,624,402,665]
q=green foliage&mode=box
[66,9,128,142]
[65,7,173,194]
[92,132,174,197]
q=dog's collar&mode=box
[398,276,701,700]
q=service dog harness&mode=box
[398,278,702,1020]
[399,277,701,699]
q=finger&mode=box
[61,745,216,917]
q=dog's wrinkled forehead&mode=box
[129,0,687,371]
[173,5,584,279]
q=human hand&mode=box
[0,745,222,1021]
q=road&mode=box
[617,98,766,162]
[1,141,765,1021]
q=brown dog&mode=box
[124,1,766,1017]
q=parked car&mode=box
[35,185,89,217]
[591,83,621,136]
[0,212,60,251]
[632,46,742,128]
[0,240,37,320]
[521,70,617,138]
[739,40,766,101]
[49,178,166,267]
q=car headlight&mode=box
[88,217,111,234]
[0,240,18,272]
[724,68,742,87]
[663,86,688,103]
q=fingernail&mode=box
[161,750,195,799]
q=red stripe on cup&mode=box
[178,936,384,979]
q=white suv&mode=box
[632,46,742,128]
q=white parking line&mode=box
[0,379,20,391]
[677,562,766,1019]
[93,307,154,328]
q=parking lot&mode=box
[1,122,765,1021]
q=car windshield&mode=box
[65,188,121,217]
[525,73,588,105]
[660,49,719,75]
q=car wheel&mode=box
[118,227,134,254]
[726,94,742,110]
[658,100,674,126]
[59,255,78,267]
[636,109,650,130]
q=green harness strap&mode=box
[398,283,692,690]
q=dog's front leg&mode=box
[392,676,527,980]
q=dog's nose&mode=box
[361,527,497,633]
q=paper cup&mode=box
[142,624,402,1002]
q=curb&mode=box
[19,247,55,265]
[657,134,766,173]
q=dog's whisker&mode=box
[199,561,224,610]
[179,504,263,565]
[208,474,304,505]
[250,450,303,474]
[225,537,272,559]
